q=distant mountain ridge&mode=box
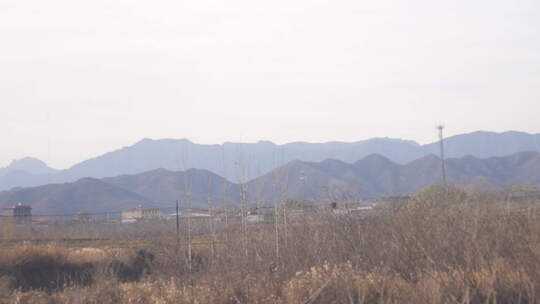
[246,151,540,201]
[0,157,58,177]
[2,130,540,191]
[0,158,59,191]
[2,151,540,215]
[0,177,152,216]
[0,169,236,215]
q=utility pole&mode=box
[175,199,180,267]
[187,197,192,273]
[175,200,180,239]
[436,125,447,186]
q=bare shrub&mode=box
[0,245,95,293]
[1,187,540,303]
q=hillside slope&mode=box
[2,152,540,214]
[3,130,540,191]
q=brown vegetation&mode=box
[1,187,539,303]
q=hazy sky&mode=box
[1,0,539,169]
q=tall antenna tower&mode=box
[436,124,447,186]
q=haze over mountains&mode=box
[0,169,238,215]
[248,151,540,202]
[1,130,540,192]
[1,151,540,215]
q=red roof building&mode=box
[3,203,32,224]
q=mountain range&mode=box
[1,151,540,215]
[1,130,540,192]
[0,169,238,215]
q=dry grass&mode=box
[1,187,539,303]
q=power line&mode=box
[30,203,215,218]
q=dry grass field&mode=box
[1,187,539,303]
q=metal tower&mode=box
[436,125,447,186]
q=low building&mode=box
[168,211,211,219]
[246,206,274,224]
[3,203,32,225]
[121,207,161,223]
[75,211,92,222]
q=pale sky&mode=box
[1,0,539,169]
